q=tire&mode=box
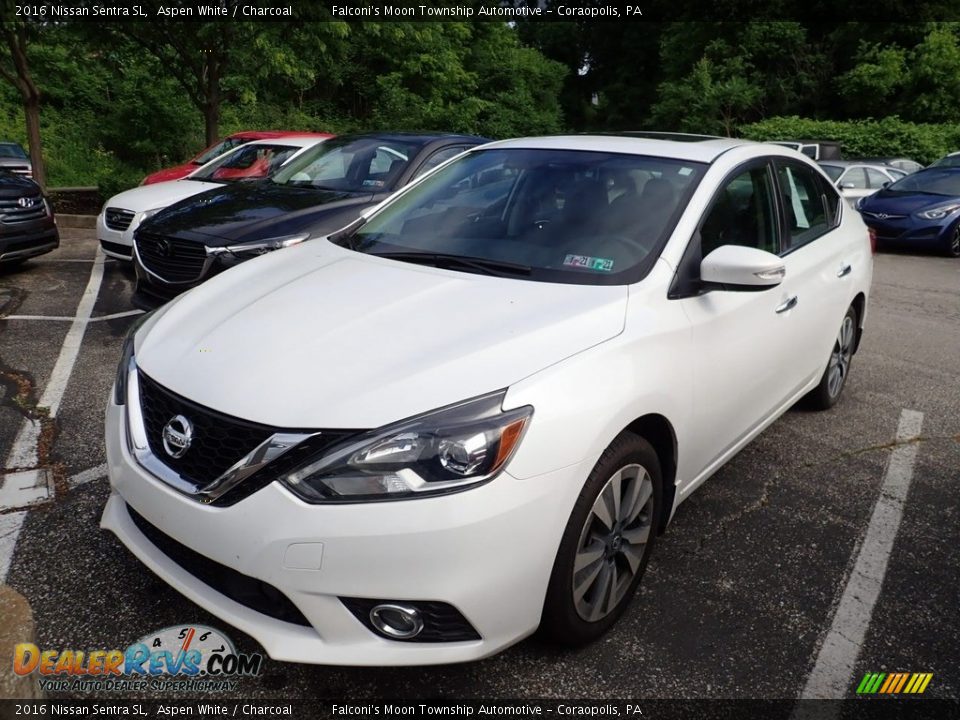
[946,223,960,258]
[540,432,662,646]
[805,304,858,410]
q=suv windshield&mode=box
[886,168,960,195]
[190,143,303,182]
[334,148,706,285]
[271,136,423,193]
[0,143,27,159]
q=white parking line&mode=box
[0,249,106,579]
[798,408,924,701]
[0,511,27,582]
[68,463,109,490]
[1,309,143,323]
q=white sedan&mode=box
[102,134,872,666]
[96,136,328,261]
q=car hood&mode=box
[142,182,373,246]
[0,173,41,197]
[137,243,628,429]
[861,191,959,215]
[103,179,222,213]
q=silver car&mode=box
[819,160,906,205]
[0,142,32,178]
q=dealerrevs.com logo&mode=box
[13,625,263,693]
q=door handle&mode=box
[837,264,852,278]
[775,296,798,314]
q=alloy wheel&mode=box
[950,226,960,257]
[572,463,654,622]
[827,314,856,399]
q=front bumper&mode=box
[0,224,59,263]
[101,397,584,666]
[860,213,954,250]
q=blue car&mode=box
[857,167,960,257]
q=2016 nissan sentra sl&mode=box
[101,134,873,666]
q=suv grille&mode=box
[0,194,45,223]
[136,232,207,283]
[104,207,135,231]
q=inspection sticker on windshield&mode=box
[564,254,614,272]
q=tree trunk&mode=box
[203,54,221,146]
[23,94,44,187]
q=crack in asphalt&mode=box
[675,434,957,557]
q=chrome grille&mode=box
[135,232,207,283]
[0,194,45,223]
[104,207,135,231]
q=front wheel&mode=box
[805,304,858,410]
[540,432,662,646]
[946,223,960,257]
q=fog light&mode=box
[369,603,423,639]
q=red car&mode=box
[141,130,334,185]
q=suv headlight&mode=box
[917,203,960,220]
[279,391,532,503]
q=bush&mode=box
[739,116,960,165]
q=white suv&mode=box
[102,135,872,666]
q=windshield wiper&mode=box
[374,251,532,277]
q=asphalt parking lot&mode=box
[0,227,957,701]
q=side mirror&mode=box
[881,181,891,188]
[839,181,856,190]
[701,245,785,289]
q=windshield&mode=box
[270,136,423,193]
[190,142,304,182]
[886,168,960,195]
[930,154,960,168]
[193,136,249,165]
[0,143,27,159]
[333,148,706,286]
[820,165,843,181]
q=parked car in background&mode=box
[131,132,488,308]
[98,137,328,261]
[854,157,924,174]
[104,135,872,665]
[0,170,58,266]
[140,130,333,185]
[819,160,906,205]
[928,152,960,169]
[768,140,842,161]
[857,166,960,257]
[0,142,32,178]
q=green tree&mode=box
[0,20,45,185]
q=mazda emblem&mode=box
[17,197,35,208]
[156,239,171,257]
[876,213,889,219]
[162,415,194,459]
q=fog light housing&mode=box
[369,604,423,639]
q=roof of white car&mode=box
[480,133,753,163]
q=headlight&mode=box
[855,197,865,211]
[113,311,154,405]
[917,203,960,220]
[279,391,533,503]
[43,196,53,216]
[206,233,310,259]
